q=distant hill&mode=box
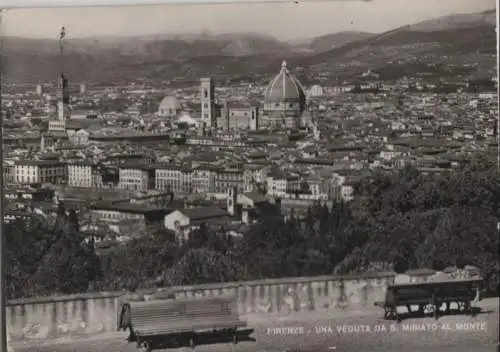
[1,32,295,84]
[406,9,496,32]
[306,31,374,52]
[2,32,294,59]
[297,10,496,80]
[1,10,496,84]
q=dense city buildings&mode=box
[1,8,498,352]
[1,8,497,252]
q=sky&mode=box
[1,0,495,41]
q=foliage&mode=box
[5,154,499,299]
[5,204,101,298]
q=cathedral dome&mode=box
[264,61,306,109]
[158,96,182,116]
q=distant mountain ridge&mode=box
[306,31,374,52]
[1,9,495,84]
[407,9,496,31]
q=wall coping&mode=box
[5,269,435,306]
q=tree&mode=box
[6,153,498,298]
[164,248,241,285]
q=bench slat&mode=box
[118,294,247,337]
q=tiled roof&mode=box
[91,201,165,214]
[242,191,267,204]
[181,206,228,220]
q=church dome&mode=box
[158,96,182,116]
[309,84,324,97]
[264,61,306,109]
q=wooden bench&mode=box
[374,277,482,322]
[118,295,254,351]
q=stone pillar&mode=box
[278,284,288,314]
[11,305,25,339]
[55,301,66,336]
[75,300,84,330]
[303,282,314,312]
[248,286,255,314]
[41,302,56,338]
[336,279,348,310]
[237,286,246,315]
[270,285,280,314]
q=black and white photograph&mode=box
[0,0,498,351]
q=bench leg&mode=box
[385,307,397,321]
[189,336,196,349]
[138,340,152,352]
[431,293,439,320]
[434,305,439,320]
[465,300,472,315]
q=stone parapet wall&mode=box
[5,270,436,342]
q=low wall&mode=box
[5,270,436,342]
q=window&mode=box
[203,89,208,98]
[204,103,208,108]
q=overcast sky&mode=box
[1,0,495,41]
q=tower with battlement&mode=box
[57,26,70,122]
[48,26,70,134]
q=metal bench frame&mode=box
[374,278,481,322]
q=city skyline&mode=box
[1,0,495,41]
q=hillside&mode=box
[307,31,374,52]
[298,11,496,81]
[1,32,295,84]
[407,9,496,32]
[1,10,496,84]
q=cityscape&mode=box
[1,1,499,352]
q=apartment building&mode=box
[3,160,16,184]
[191,167,216,194]
[155,164,216,194]
[155,164,191,193]
[67,161,93,188]
[215,168,244,193]
[15,159,67,184]
[243,164,268,192]
[118,161,155,191]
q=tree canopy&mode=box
[5,155,499,299]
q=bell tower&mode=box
[200,77,215,129]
